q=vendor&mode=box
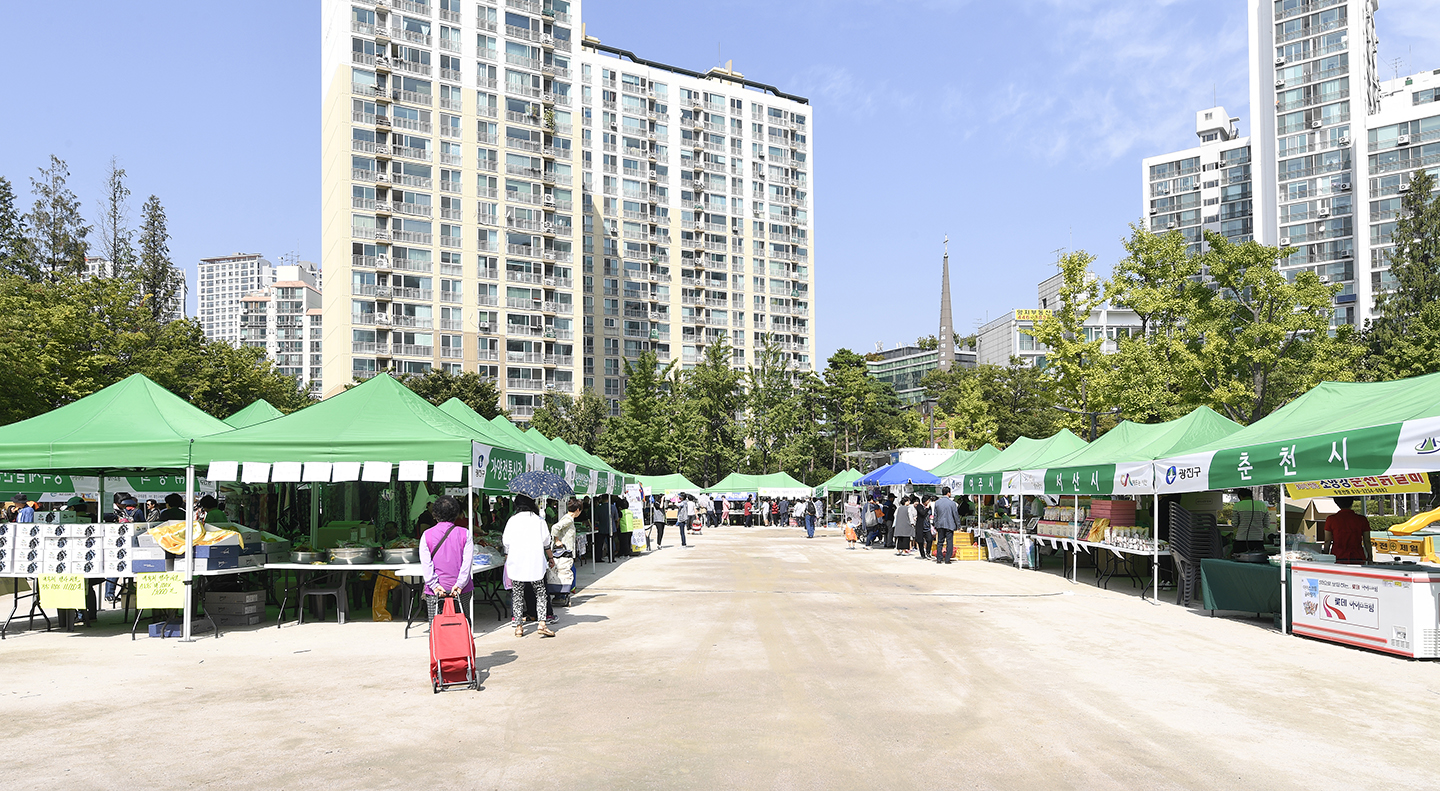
[11,493,35,523]
[1323,496,1372,565]
[197,495,227,525]
[1231,488,1269,553]
[157,493,187,521]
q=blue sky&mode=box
[3,1,1436,362]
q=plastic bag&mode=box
[372,570,400,622]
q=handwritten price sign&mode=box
[39,575,86,609]
[136,572,185,609]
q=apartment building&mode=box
[1146,1,1435,326]
[319,0,814,417]
[575,43,814,415]
[82,256,189,322]
[1141,108,1256,254]
[198,253,276,343]
[239,264,325,395]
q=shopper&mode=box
[144,499,161,522]
[769,498,779,526]
[1323,496,1372,565]
[932,488,959,564]
[915,495,934,559]
[503,494,556,637]
[863,496,884,547]
[651,496,671,547]
[803,498,816,538]
[10,494,34,523]
[547,498,581,614]
[420,495,475,624]
[893,495,915,555]
[882,494,897,548]
[157,493,187,521]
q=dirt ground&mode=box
[3,525,1439,790]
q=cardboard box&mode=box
[75,559,104,575]
[194,545,240,561]
[31,510,88,525]
[210,613,263,628]
[17,560,43,576]
[147,619,215,638]
[17,524,44,540]
[128,547,168,561]
[205,589,266,606]
[42,558,72,575]
[205,600,265,617]
[102,559,130,575]
[238,555,264,568]
[130,557,173,573]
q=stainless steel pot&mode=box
[381,547,419,564]
[291,551,326,564]
[328,547,375,565]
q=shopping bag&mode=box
[843,525,858,542]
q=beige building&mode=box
[239,264,325,396]
[319,0,814,417]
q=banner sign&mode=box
[543,456,567,479]
[573,466,590,495]
[136,572,185,608]
[472,443,529,491]
[1014,309,1053,322]
[1286,473,1430,499]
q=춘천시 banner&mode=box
[1154,417,1440,494]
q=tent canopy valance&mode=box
[638,473,701,494]
[960,430,1087,495]
[194,374,490,483]
[1152,372,1440,493]
[1031,407,1243,496]
[0,374,233,473]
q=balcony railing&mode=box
[393,344,434,358]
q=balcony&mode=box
[507,378,544,391]
[393,59,432,78]
[391,315,434,329]
[543,354,573,367]
[392,230,434,245]
[392,344,434,358]
[1276,88,1349,112]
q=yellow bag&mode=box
[146,520,244,554]
[372,571,401,622]
[1086,519,1110,543]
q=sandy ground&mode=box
[2,526,1439,790]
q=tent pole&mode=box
[1280,487,1289,636]
[1151,493,1160,605]
[181,463,196,642]
[467,465,474,533]
[1072,495,1079,584]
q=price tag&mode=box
[136,572,185,609]
[39,575,86,609]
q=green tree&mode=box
[25,155,90,280]
[1187,232,1363,424]
[920,367,999,449]
[1108,223,1199,336]
[775,371,832,484]
[0,177,35,280]
[597,351,675,475]
[96,157,136,274]
[529,388,609,454]
[135,320,314,417]
[1364,169,1440,379]
[744,340,793,474]
[686,338,744,486]
[396,368,502,417]
[137,195,183,322]
[1027,251,1111,439]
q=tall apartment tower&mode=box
[320,1,814,412]
[1250,0,1380,326]
[574,43,813,416]
[239,264,325,396]
[198,253,276,343]
[1142,108,1255,253]
[83,256,189,322]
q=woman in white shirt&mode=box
[504,494,556,638]
[547,499,582,610]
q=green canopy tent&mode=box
[0,373,238,642]
[1035,407,1243,497]
[813,468,864,496]
[223,399,285,429]
[435,400,536,492]
[959,432,1088,496]
[930,445,1003,483]
[754,471,810,497]
[707,472,765,494]
[638,473,701,494]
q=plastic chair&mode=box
[298,578,349,625]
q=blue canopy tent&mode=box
[854,462,941,487]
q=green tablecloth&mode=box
[1200,558,1282,613]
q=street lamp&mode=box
[920,398,938,448]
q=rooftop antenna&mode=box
[1391,57,1403,81]
[1051,246,1066,265]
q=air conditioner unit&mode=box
[375,172,390,182]
[543,223,555,233]
[1318,208,1330,218]
[376,255,390,266]
[1192,184,1201,191]
[1398,182,1411,193]
[1337,136,1351,147]
[1279,236,1291,246]
[1275,79,1286,88]
[1311,120,1323,129]
[478,321,490,330]
[1318,275,1331,284]
[1339,182,1352,192]
[608,123,617,131]
[1275,56,1286,66]
[753,210,763,218]
[543,276,556,286]
[1398,134,1412,145]
[376,314,393,324]
[1149,208,1159,215]
[1166,222,1177,230]
[541,35,555,45]
[543,195,555,205]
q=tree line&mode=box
[922,171,1440,446]
[0,155,313,422]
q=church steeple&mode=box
[938,237,955,372]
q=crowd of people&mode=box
[846,487,972,563]
[649,492,825,537]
